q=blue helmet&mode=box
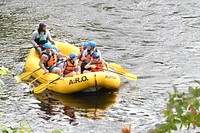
[44,43,51,49]
[69,53,77,59]
[83,42,89,49]
[93,52,100,59]
[88,41,96,48]
[51,45,59,52]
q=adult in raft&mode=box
[39,43,68,76]
[31,22,55,55]
[63,53,80,77]
[80,41,101,73]
[83,52,108,73]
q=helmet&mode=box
[51,45,59,52]
[69,53,77,59]
[93,52,100,59]
[88,41,96,48]
[44,43,51,49]
[83,42,89,49]
[39,22,46,28]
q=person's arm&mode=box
[85,61,96,69]
[74,60,80,71]
[46,30,55,44]
[81,50,87,61]
[30,30,39,47]
[102,60,108,70]
[57,52,69,60]
[39,55,49,73]
[81,50,91,62]
[97,50,102,59]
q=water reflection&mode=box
[34,90,117,125]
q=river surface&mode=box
[1,0,200,133]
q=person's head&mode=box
[51,45,59,53]
[44,43,51,52]
[38,22,47,33]
[83,42,88,49]
[87,41,96,50]
[83,42,89,50]
[92,52,100,61]
[69,52,77,61]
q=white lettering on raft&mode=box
[105,74,117,79]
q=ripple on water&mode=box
[1,0,200,132]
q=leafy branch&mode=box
[149,80,200,133]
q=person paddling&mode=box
[31,22,55,55]
[39,43,68,76]
[63,53,80,77]
[83,52,108,73]
[80,41,101,73]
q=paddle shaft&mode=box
[19,67,42,80]
[31,76,61,94]
[27,60,64,82]
[28,73,45,85]
[104,69,137,81]
[108,63,129,73]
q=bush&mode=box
[149,80,200,133]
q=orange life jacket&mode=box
[63,60,76,74]
[84,50,93,63]
[91,59,104,72]
[41,50,57,67]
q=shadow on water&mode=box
[34,90,118,125]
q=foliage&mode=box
[0,119,31,133]
[0,121,63,133]
[0,66,9,76]
[148,80,200,133]
[50,129,63,133]
[0,66,63,133]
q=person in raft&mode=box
[31,22,55,55]
[39,43,69,76]
[80,41,101,74]
[83,52,108,73]
[63,53,80,77]
[51,45,65,72]
[77,42,89,66]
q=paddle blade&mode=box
[124,73,137,81]
[31,83,49,94]
[14,76,22,83]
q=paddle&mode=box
[16,58,66,83]
[15,67,42,83]
[105,69,137,81]
[30,76,61,94]
[108,63,129,74]
[27,73,46,86]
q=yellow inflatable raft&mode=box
[24,42,120,94]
